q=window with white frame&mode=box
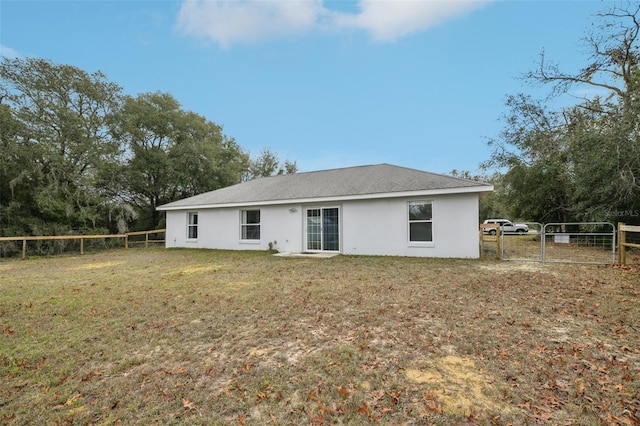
[187,212,198,239]
[240,210,260,240]
[408,201,433,243]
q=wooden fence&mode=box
[617,222,640,264]
[124,229,166,249]
[479,223,501,259]
[0,229,165,259]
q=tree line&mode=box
[473,3,640,225]
[3,3,639,240]
[0,57,296,237]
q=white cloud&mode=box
[176,0,492,47]
[1,45,19,59]
[334,0,490,42]
[176,0,328,48]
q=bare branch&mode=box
[525,3,640,113]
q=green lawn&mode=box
[1,249,638,424]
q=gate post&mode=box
[618,222,626,264]
[542,223,547,263]
[479,224,500,259]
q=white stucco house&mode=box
[157,164,493,258]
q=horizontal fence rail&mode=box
[0,229,165,259]
[500,222,543,262]
[618,223,640,265]
[481,222,620,264]
[542,222,616,265]
[479,224,501,259]
[124,229,166,249]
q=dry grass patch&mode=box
[1,249,639,425]
[72,261,126,270]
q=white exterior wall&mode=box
[341,194,480,258]
[164,193,480,258]
[165,204,304,253]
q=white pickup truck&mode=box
[483,219,529,235]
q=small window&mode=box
[187,212,198,239]
[241,210,260,240]
[408,201,433,243]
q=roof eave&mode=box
[156,185,494,211]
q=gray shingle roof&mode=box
[157,163,492,210]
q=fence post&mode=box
[479,224,500,259]
[145,232,149,248]
[496,226,501,260]
[22,239,26,260]
[80,237,84,255]
[125,234,129,250]
[618,222,626,264]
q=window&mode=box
[187,212,198,239]
[241,210,260,240]
[408,201,432,243]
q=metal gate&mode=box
[500,222,543,262]
[498,222,616,264]
[542,222,616,264]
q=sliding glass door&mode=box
[306,207,340,252]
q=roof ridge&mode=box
[294,163,386,175]
[246,163,391,183]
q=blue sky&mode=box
[1,0,609,175]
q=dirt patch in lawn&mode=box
[406,355,506,417]
[175,264,223,274]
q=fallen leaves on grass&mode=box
[606,263,640,273]
[1,250,639,424]
[181,397,195,410]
